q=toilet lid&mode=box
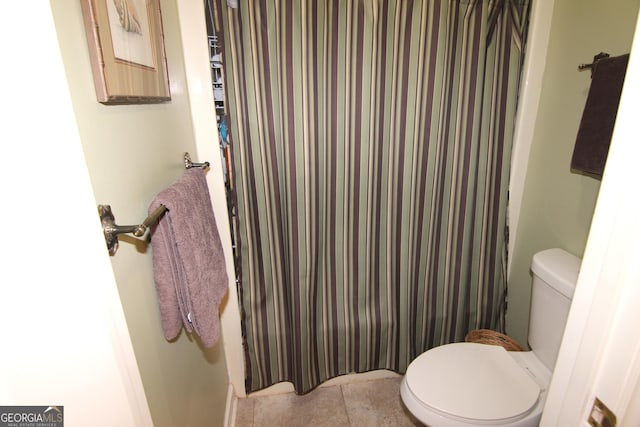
[405,343,540,422]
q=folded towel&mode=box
[149,168,228,347]
[571,54,629,178]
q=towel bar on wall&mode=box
[98,152,209,255]
[184,152,210,169]
[578,52,610,75]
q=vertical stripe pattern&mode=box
[219,0,530,394]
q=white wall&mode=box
[175,0,246,400]
[508,0,555,271]
[0,3,152,426]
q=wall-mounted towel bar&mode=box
[184,152,210,170]
[578,52,610,75]
[98,204,167,255]
[99,152,209,255]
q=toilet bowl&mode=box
[400,248,581,426]
[400,343,551,426]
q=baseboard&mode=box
[223,383,237,427]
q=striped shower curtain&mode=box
[217,0,530,394]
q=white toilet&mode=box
[401,248,581,426]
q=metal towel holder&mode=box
[578,52,610,76]
[98,152,209,256]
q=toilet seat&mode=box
[403,343,541,424]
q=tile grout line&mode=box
[339,383,355,427]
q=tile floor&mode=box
[234,377,422,426]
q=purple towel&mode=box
[149,168,228,347]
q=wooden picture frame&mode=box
[81,0,171,104]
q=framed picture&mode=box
[81,0,171,104]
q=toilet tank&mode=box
[528,248,581,371]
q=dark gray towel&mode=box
[149,168,228,347]
[571,54,629,178]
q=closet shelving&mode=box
[205,0,240,287]
[208,33,226,124]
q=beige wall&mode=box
[507,0,640,345]
[50,1,230,426]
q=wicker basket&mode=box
[465,329,524,351]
